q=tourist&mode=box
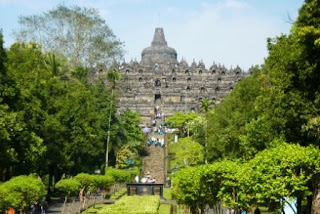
[134,175,139,183]
[240,208,247,214]
[254,208,261,214]
[226,208,234,214]
[160,138,164,147]
[146,172,151,181]
[141,177,147,183]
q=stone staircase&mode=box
[142,134,165,183]
[142,103,166,184]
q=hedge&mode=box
[55,178,82,197]
[98,195,160,214]
[105,168,138,183]
[74,173,114,191]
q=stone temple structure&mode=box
[100,28,249,125]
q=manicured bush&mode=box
[94,175,115,189]
[0,183,10,213]
[55,178,82,197]
[74,173,115,192]
[98,195,160,214]
[0,175,46,213]
[106,168,138,183]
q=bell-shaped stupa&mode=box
[141,28,177,65]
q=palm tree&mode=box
[44,52,62,76]
[105,69,121,170]
[200,98,215,164]
[200,98,214,113]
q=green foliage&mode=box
[187,115,206,146]
[98,195,160,214]
[16,5,124,68]
[240,142,320,207]
[0,175,46,213]
[173,143,320,212]
[0,38,139,182]
[166,112,199,136]
[74,173,114,192]
[116,146,134,169]
[172,166,208,213]
[0,183,10,213]
[105,168,138,183]
[200,98,215,113]
[206,68,264,160]
[174,137,204,167]
[55,178,82,197]
[111,109,144,162]
[172,161,240,212]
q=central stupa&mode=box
[141,28,177,65]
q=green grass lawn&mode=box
[81,204,106,214]
[158,204,171,214]
[109,187,126,200]
[168,140,184,170]
[163,188,172,200]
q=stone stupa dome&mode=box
[141,28,177,65]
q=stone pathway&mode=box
[45,196,115,214]
[142,104,166,183]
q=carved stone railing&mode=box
[126,183,164,199]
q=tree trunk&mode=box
[312,174,320,214]
[306,195,312,214]
[105,89,114,171]
[296,195,302,214]
[46,169,54,202]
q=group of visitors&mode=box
[146,137,164,147]
[28,201,47,214]
[134,172,156,183]
[151,120,166,135]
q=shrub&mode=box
[55,178,82,197]
[0,175,46,213]
[106,168,138,183]
[98,195,160,214]
[94,175,114,189]
[74,173,114,192]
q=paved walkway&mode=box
[45,196,115,214]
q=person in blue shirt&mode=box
[240,208,247,214]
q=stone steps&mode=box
[142,142,165,183]
[141,108,166,184]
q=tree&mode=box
[200,98,214,114]
[105,69,121,170]
[206,67,263,160]
[0,31,21,181]
[172,166,208,214]
[15,5,124,68]
[166,112,199,136]
[175,137,204,167]
[55,178,82,213]
[200,98,214,163]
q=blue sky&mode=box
[0,0,304,70]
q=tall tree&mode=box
[200,98,214,163]
[105,69,121,170]
[15,5,124,68]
